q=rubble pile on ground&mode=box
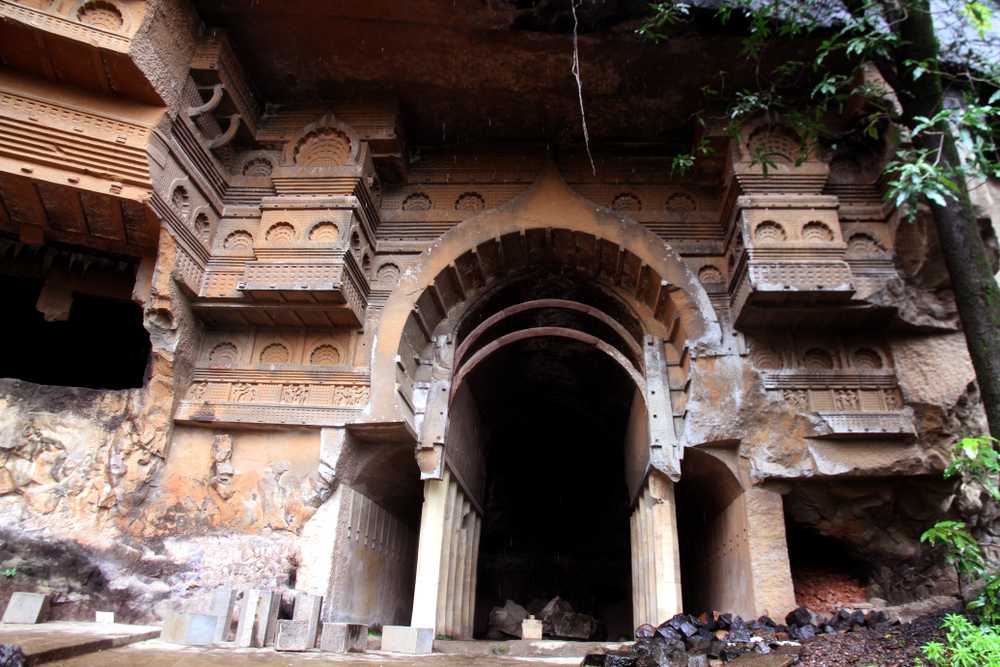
[582,605,894,666]
[487,596,597,639]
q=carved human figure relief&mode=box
[783,389,809,410]
[833,389,860,411]
[231,383,256,402]
[210,434,236,500]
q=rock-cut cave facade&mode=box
[0,0,995,641]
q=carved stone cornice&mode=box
[0,70,160,202]
[0,0,132,53]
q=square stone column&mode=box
[744,487,797,619]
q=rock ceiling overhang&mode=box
[192,0,806,147]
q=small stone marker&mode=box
[234,589,262,647]
[292,592,323,649]
[209,587,236,643]
[1,592,49,624]
[255,590,281,647]
[522,614,543,640]
[95,611,115,625]
[275,619,311,651]
[319,622,368,653]
[381,625,433,655]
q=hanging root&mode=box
[570,0,597,176]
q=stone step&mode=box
[0,621,160,665]
[432,638,633,659]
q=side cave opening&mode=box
[462,335,636,640]
[0,240,150,389]
[784,506,871,614]
[675,449,754,618]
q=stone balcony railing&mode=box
[762,368,915,439]
[235,248,369,326]
[814,412,916,438]
[729,251,856,325]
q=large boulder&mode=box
[550,610,596,639]
[488,599,528,638]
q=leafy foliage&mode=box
[968,573,1000,626]
[921,435,1000,617]
[921,520,986,583]
[944,435,1000,502]
[917,613,1000,666]
[638,0,1000,216]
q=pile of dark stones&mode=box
[582,606,893,666]
[0,644,26,667]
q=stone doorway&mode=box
[460,319,636,640]
[407,270,680,640]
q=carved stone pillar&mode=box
[630,469,683,626]
[410,467,480,638]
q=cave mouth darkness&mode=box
[0,243,150,390]
[456,271,640,640]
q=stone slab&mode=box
[275,619,311,652]
[160,612,217,646]
[255,590,281,647]
[208,587,236,643]
[319,622,367,653]
[381,625,433,655]
[160,612,188,644]
[234,589,262,647]
[291,592,322,649]
[0,621,159,663]
[2,592,49,624]
[95,611,115,625]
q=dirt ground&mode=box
[795,611,948,667]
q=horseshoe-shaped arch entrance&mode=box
[352,165,722,638]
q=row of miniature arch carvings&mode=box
[751,222,890,254]
[208,342,344,367]
[397,191,697,213]
[230,125,358,175]
[753,220,836,243]
[753,346,890,371]
[168,185,214,243]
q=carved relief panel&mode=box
[748,333,913,437]
[176,327,370,427]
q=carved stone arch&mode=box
[281,114,363,167]
[739,118,819,164]
[72,0,129,32]
[236,150,279,177]
[358,162,721,440]
[162,175,196,223]
[189,204,213,243]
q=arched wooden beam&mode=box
[451,326,646,403]
[187,83,224,118]
[454,298,644,370]
[208,114,242,149]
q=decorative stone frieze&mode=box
[749,334,914,438]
